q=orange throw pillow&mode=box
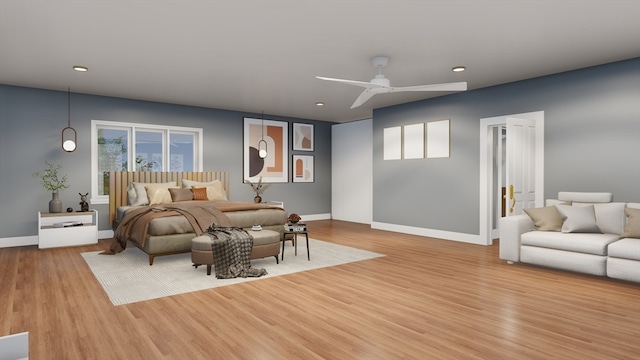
[192,187,208,201]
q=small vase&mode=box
[254,195,262,203]
[49,192,62,213]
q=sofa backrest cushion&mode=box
[558,192,613,203]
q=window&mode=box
[91,120,203,204]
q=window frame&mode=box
[91,120,203,205]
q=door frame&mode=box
[479,111,545,245]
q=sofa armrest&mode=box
[499,214,535,262]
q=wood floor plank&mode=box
[1,220,639,359]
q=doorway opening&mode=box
[479,111,545,245]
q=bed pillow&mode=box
[182,179,217,189]
[555,204,601,233]
[523,206,563,231]
[192,187,208,201]
[145,184,179,205]
[128,181,177,206]
[621,207,640,239]
[169,188,194,202]
[181,179,227,201]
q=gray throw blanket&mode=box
[205,224,267,279]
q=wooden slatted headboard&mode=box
[108,171,229,227]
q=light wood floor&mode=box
[1,220,639,359]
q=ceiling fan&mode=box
[316,56,467,109]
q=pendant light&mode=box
[61,88,77,152]
[258,111,267,159]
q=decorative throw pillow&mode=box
[593,202,626,235]
[169,188,194,202]
[621,207,640,239]
[205,182,227,201]
[555,204,601,233]
[523,206,563,231]
[128,181,177,206]
[191,187,208,201]
[145,185,179,205]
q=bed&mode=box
[108,171,288,265]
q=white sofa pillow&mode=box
[555,204,602,233]
[593,202,626,235]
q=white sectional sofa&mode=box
[499,192,640,283]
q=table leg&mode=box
[305,232,310,260]
[281,237,285,261]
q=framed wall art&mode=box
[293,123,314,151]
[426,119,450,158]
[243,117,288,183]
[292,155,314,183]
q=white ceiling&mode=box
[1,1,639,123]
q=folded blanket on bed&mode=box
[206,224,267,279]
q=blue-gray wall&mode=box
[373,58,640,235]
[0,86,333,239]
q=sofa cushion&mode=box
[621,207,640,239]
[524,206,563,231]
[558,191,612,203]
[608,238,640,261]
[521,231,619,256]
[556,204,601,233]
[593,202,626,235]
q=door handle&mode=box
[509,184,516,213]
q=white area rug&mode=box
[82,238,384,306]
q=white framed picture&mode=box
[292,155,314,183]
[293,123,314,151]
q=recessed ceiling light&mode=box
[315,102,325,106]
[452,66,466,72]
[73,65,88,72]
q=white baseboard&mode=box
[0,236,37,248]
[371,222,485,245]
[300,213,331,221]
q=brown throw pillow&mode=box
[192,187,208,201]
[169,188,194,202]
[523,206,563,231]
[621,207,640,238]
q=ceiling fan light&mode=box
[73,65,88,72]
[452,66,466,72]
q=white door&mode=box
[505,117,536,216]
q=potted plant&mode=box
[33,161,70,213]
[245,176,271,203]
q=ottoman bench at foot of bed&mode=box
[191,229,281,275]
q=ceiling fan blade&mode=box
[316,76,382,89]
[389,81,467,93]
[350,89,377,108]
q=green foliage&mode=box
[33,161,70,192]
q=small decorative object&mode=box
[79,192,89,212]
[245,176,271,203]
[33,161,69,213]
[288,213,301,224]
[66,207,73,213]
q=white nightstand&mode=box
[38,210,98,249]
